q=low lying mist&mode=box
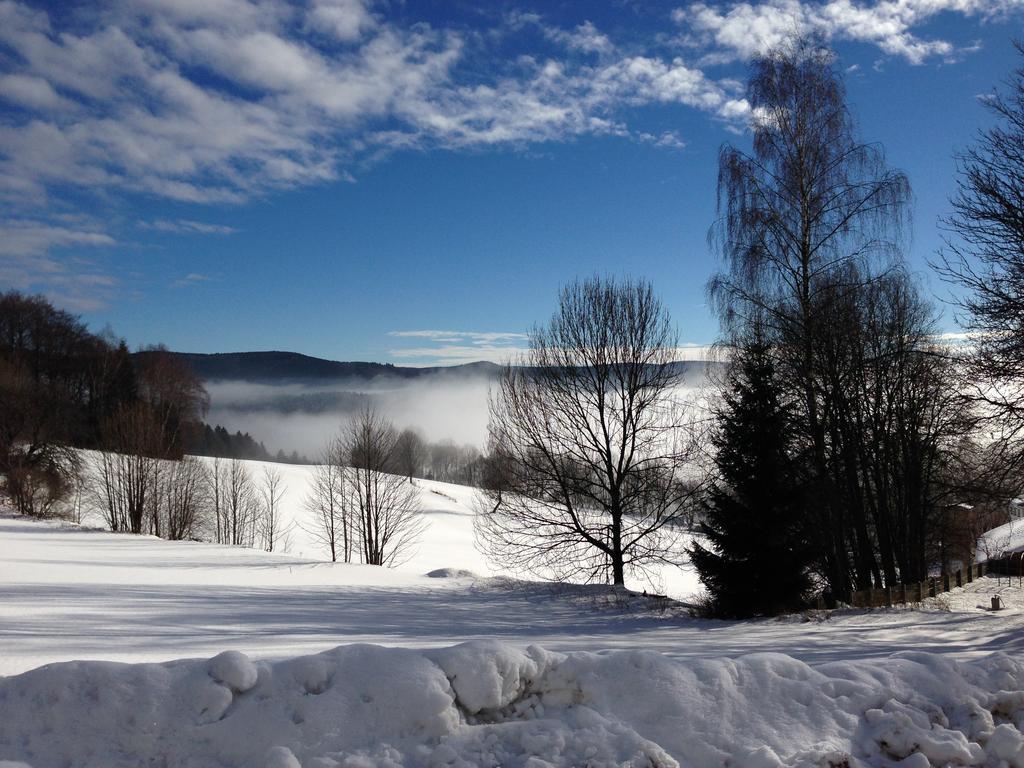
[201,361,718,461]
[204,372,494,458]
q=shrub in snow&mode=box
[425,568,476,579]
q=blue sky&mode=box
[1,0,1022,365]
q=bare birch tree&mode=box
[475,276,697,586]
[707,37,913,597]
[161,456,209,541]
[304,438,353,562]
[258,465,290,552]
[345,407,424,566]
[934,43,1024,471]
[394,428,426,482]
[93,403,162,533]
[221,458,259,547]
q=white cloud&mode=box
[0,74,75,112]
[0,217,117,310]
[674,0,1019,65]
[0,0,1016,307]
[142,219,237,235]
[389,330,528,344]
[0,218,114,257]
[388,330,530,365]
[544,20,615,55]
[171,272,216,287]
[307,0,376,42]
[0,1,748,216]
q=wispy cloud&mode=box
[0,0,1017,309]
[674,0,1017,65]
[0,217,117,310]
[0,1,1012,209]
[389,330,529,343]
[0,0,751,216]
[171,272,217,288]
[388,329,529,365]
[142,219,238,236]
[387,331,716,365]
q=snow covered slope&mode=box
[72,455,703,598]
[4,456,1024,767]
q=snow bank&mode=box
[3,641,1024,768]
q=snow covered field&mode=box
[3,459,1024,766]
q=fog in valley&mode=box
[204,371,495,458]
[203,362,716,460]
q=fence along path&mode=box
[835,554,1024,609]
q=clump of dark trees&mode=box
[0,291,204,519]
[188,423,311,465]
[0,295,293,550]
[689,38,1024,617]
[476,37,1024,618]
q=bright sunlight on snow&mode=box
[4,462,1024,766]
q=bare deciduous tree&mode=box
[393,428,426,482]
[220,458,260,547]
[934,42,1024,463]
[161,456,209,541]
[475,276,697,587]
[258,465,291,552]
[303,438,354,562]
[346,407,424,566]
[94,403,163,533]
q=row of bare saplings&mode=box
[90,405,424,567]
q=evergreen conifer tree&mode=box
[689,342,813,618]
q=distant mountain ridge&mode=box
[142,350,503,382]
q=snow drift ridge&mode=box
[3,640,1024,768]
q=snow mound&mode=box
[425,568,476,579]
[209,650,259,693]
[427,640,553,714]
[2,643,1024,768]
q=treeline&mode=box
[187,423,311,465]
[388,429,484,487]
[0,291,206,517]
[0,289,457,568]
[687,39,1023,616]
[92,452,292,551]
